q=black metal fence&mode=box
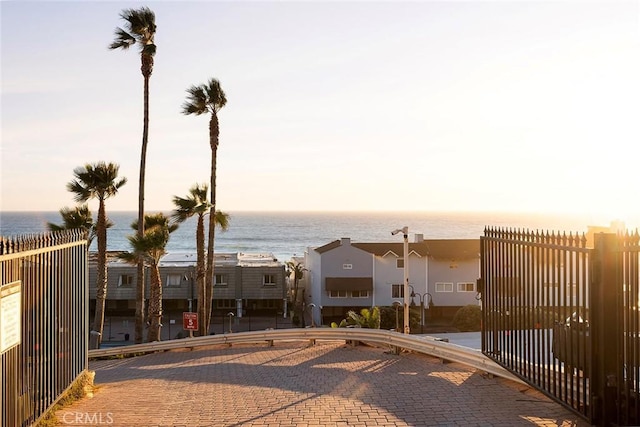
[0,230,88,426]
[481,228,640,426]
[210,313,293,335]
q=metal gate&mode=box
[480,228,640,426]
[0,230,88,426]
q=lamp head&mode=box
[391,226,409,236]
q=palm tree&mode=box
[109,6,157,344]
[120,213,177,342]
[182,78,227,332]
[348,307,381,329]
[171,183,230,336]
[67,162,127,349]
[335,307,381,329]
[285,261,305,327]
[47,204,99,248]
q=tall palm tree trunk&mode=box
[205,115,219,334]
[93,198,108,347]
[147,265,162,342]
[135,61,152,344]
[203,177,215,335]
[196,215,206,333]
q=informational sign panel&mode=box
[183,312,198,331]
[1,281,22,354]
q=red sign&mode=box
[183,312,198,331]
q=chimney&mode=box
[341,237,351,246]
[414,234,424,243]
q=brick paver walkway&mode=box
[56,341,587,426]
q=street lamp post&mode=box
[392,301,402,332]
[392,226,410,334]
[409,285,432,334]
[227,312,235,333]
[308,303,317,327]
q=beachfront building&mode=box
[303,236,480,326]
[89,252,286,337]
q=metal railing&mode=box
[481,228,591,420]
[616,232,640,426]
[481,228,640,426]
[88,328,524,385]
[1,231,88,427]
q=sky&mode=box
[2,1,640,222]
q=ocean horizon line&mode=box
[2,210,639,262]
[0,208,614,217]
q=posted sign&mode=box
[1,281,21,354]
[183,312,198,331]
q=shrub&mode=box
[379,305,421,331]
[335,307,381,328]
[453,304,482,332]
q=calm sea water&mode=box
[0,210,630,263]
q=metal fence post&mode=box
[591,233,621,426]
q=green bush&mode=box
[379,306,398,330]
[453,304,482,332]
[379,305,421,331]
[335,307,381,328]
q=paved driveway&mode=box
[56,341,586,426]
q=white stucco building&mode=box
[303,235,480,325]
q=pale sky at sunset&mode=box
[2,1,640,222]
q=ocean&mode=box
[0,210,632,263]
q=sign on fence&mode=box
[0,281,21,354]
[183,312,198,331]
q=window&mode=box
[166,274,182,287]
[263,274,277,286]
[214,299,235,309]
[118,274,133,287]
[329,290,347,298]
[214,274,228,287]
[457,282,475,292]
[351,290,369,298]
[436,282,453,292]
[343,263,353,269]
[255,299,278,309]
[391,284,404,298]
[396,259,404,268]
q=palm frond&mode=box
[67,162,127,203]
[108,28,136,50]
[171,185,211,222]
[205,78,227,111]
[66,180,92,202]
[182,85,208,115]
[213,210,230,231]
[111,7,156,54]
[142,43,156,56]
[47,222,65,232]
[125,212,176,265]
[116,250,139,265]
[120,7,156,39]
